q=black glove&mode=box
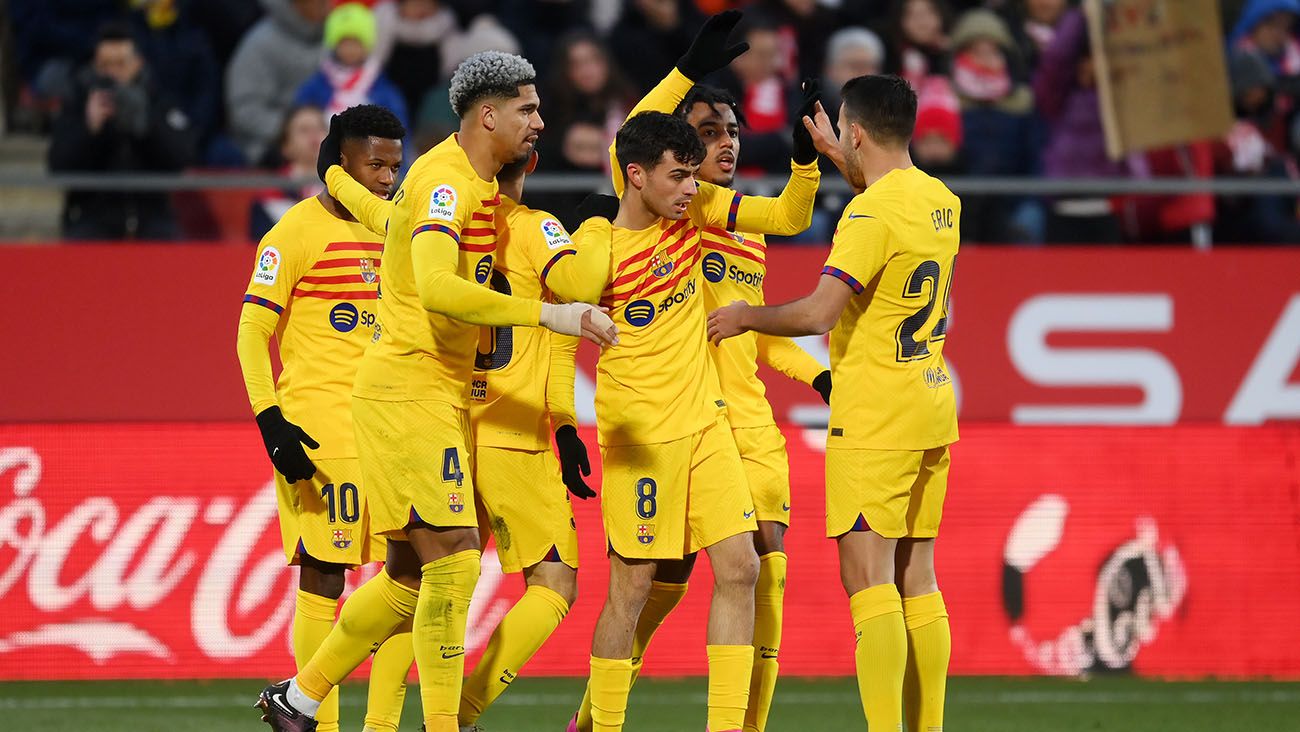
[575,193,620,223]
[676,10,750,81]
[255,406,319,483]
[316,113,342,182]
[555,425,597,499]
[813,369,831,405]
[792,78,822,165]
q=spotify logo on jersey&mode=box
[475,254,494,284]
[624,299,656,327]
[702,252,726,283]
[330,303,359,332]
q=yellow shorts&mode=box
[353,396,478,537]
[732,424,792,526]
[600,416,756,560]
[274,457,380,567]
[474,445,579,574]
[825,446,950,539]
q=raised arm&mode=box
[611,10,751,194]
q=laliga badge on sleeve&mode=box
[254,246,281,285]
[428,185,458,221]
[541,218,573,250]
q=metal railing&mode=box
[3,172,1299,195]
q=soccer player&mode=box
[707,74,959,732]
[237,104,413,732]
[572,67,832,732]
[568,26,820,723]
[257,51,617,732]
[322,150,600,732]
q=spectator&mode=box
[10,0,122,102]
[1015,0,1069,74]
[1230,0,1300,157]
[1215,50,1300,242]
[757,0,842,82]
[911,77,964,178]
[372,0,460,116]
[295,3,410,136]
[226,0,329,165]
[495,0,595,82]
[129,0,222,157]
[722,13,794,173]
[1032,7,1122,242]
[820,27,885,118]
[1230,0,1300,78]
[949,8,1042,242]
[48,22,196,240]
[539,31,634,172]
[249,104,327,239]
[609,0,702,93]
[885,0,953,87]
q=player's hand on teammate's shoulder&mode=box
[707,300,752,346]
[554,425,597,499]
[575,193,619,223]
[316,113,342,183]
[677,10,750,82]
[813,369,832,405]
[541,302,619,347]
[254,406,319,483]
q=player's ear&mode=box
[625,163,643,190]
[481,103,497,133]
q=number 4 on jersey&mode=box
[442,447,464,487]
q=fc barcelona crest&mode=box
[332,528,353,549]
[637,523,655,545]
[650,255,674,278]
[449,492,465,514]
[359,257,379,284]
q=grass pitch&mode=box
[2,675,1295,731]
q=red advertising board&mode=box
[6,246,1299,424]
[3,423,1298,680]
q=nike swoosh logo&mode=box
[761,652,778,659]
[442,651,465,659]
[847,213,874,219]
[267,691,298,719]
[782,503,790,512]
[744,510,755,519]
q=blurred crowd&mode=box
[4,0,1300,243]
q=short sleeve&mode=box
[822,211,889,296]
[243,217,311,314]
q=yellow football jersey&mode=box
[352,134,502,405]
[470,198,579,450]
[698,228,824,428]
[593,182,800,447]
[239,196,383,458]
[822,166,960,450]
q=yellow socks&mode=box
[903,592,950,732]
[292,590,340,732]
[576,581,688,732]
[363,618,414,732]
[744,552,786,732]
[588,656,635,731]
[707,644,753,732]
[458,584,570,726]
[850,583,906,731]
[296,571,418,704]
[414,550,481,732]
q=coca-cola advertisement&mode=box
[4,423,1298,680]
